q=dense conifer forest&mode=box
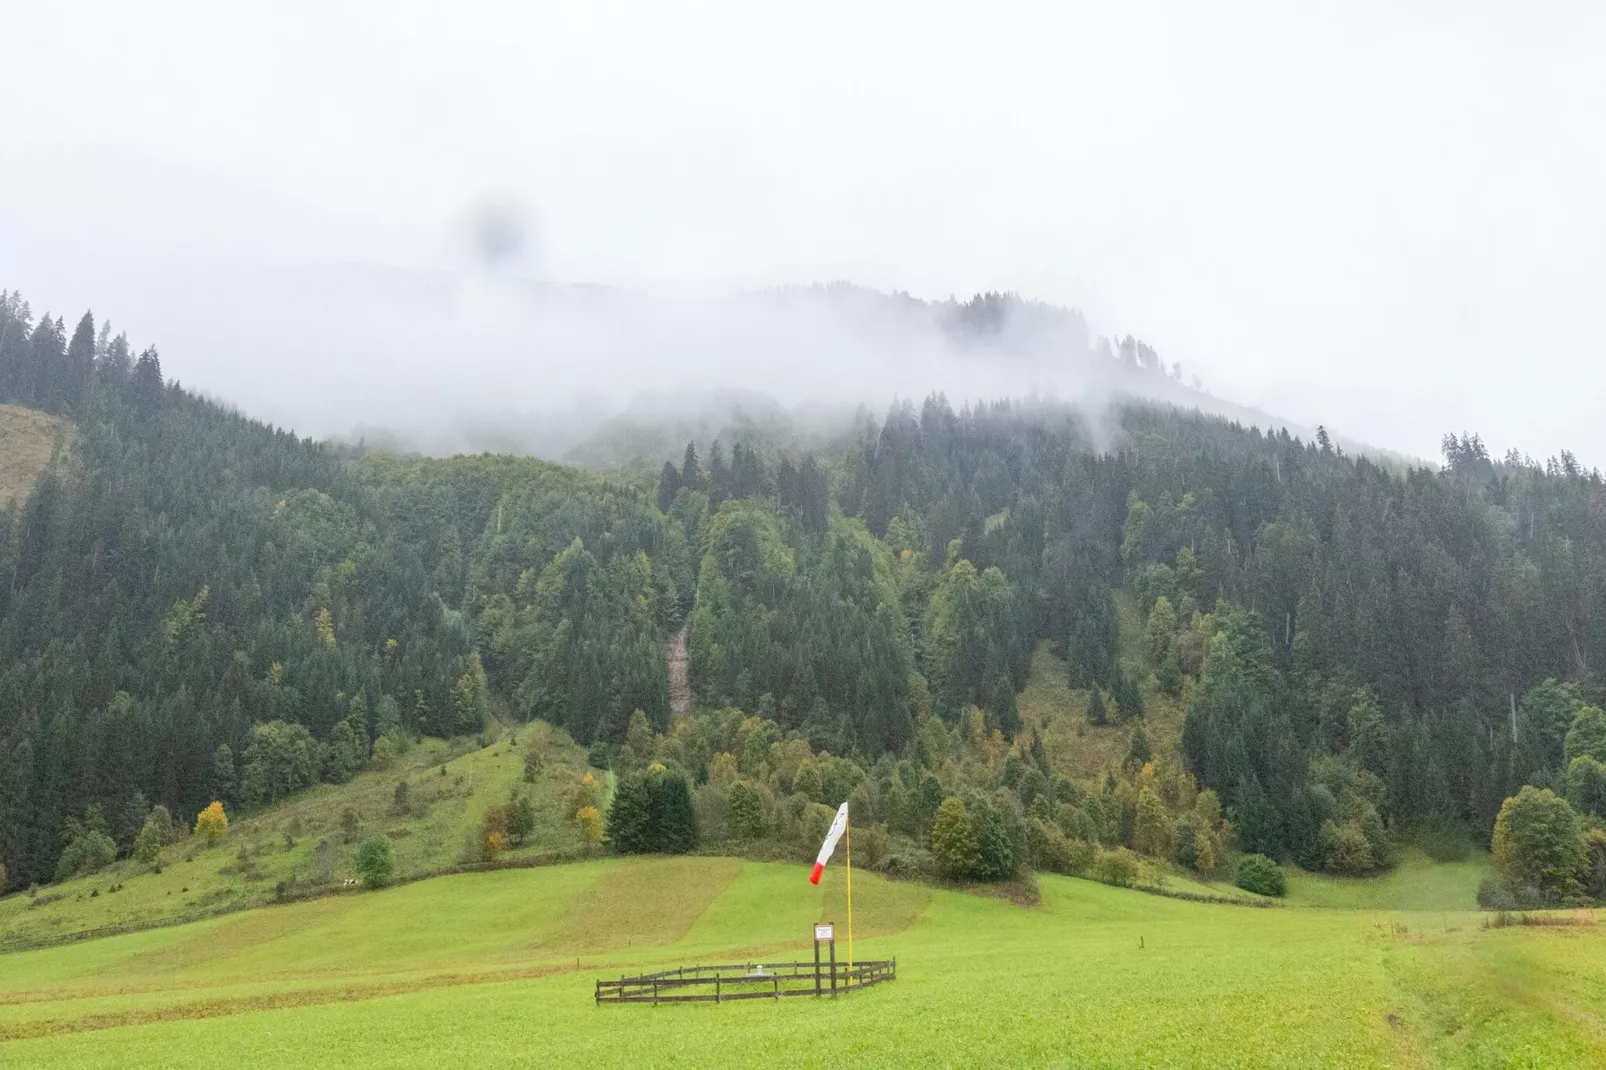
[3,285,1606,903]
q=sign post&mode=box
[814,923,834,998]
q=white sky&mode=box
[1,1,1603,462]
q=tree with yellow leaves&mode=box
[194,800,228,842]
[576,806,603,853]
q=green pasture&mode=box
[3,855,1604,1068]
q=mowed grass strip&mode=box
[0,962,584,1041]
[673,862,932,962]
[544,856,742,956]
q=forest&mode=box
[3,285,1606,905]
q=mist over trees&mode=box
[3,286,1606,897]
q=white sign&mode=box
[815,924,834,941]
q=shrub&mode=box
[1093,847,1139,888]
[524,723,551,782]
[1476,876,1544,911]
[194,801,228,842]
[390,780,411,817]
[1236,853,1287,897]
[54,831,117,883]
[854,824,891,869]
[339,807,361,844]
[880,847,936,880]
[1064,837,1095,875]
[371,735,396,768]
[479,804,511,861]
[1319,820,1376,875]
[133,819,165,864]
[506,796,536,846]
[1492,786,1587,901]
[356,836,395,888]
[1028,818,1072,874]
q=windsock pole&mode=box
[846,812,854,971]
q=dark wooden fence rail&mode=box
[596,959,896,1004]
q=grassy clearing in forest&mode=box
[1024,637,1189,786]
[4,857,1605,1067]
[0,734,599,948]
[0,403,68,505]
[1286,849,1494,912]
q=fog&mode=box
[1,2,1602,464]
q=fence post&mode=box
[716,977,721,1004]
[774,975,779,1000]
[814,934,822,997]
[653,980,659,1006]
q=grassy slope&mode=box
[0,734,598,946]
[1023,595,1189,785]
[1287,849,1495,912]
[3,857,1603,1067]
[0,403,68,505]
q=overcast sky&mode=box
[1,1,1602,463]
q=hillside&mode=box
[6,281,1606,920]
[0,730,602,949]
[2,856,1598,1067]
[0,403,67,506]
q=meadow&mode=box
[3,853,1604,1068]
[0,734,599,949]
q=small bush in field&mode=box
[1236,854,1287,897]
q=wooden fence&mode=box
[595,959,896,1004]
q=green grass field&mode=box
[3,854,1604,1068]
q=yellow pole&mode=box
[846,811,854,971]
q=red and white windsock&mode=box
[809,802,850,885]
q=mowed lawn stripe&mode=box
[0,962,585,1042]
[544,856,742,956]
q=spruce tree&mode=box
[1087,688,1108,727]
[606,774,652,853]
[64,311,96,414]
[680,442,699,489]
[24,313,65,411]
[650,771,699,853]
[656,461,680,512]
[133,346,163,412]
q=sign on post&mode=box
[814,924,834,941]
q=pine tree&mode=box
[681,442,699,489]
[656,461,681,512]
[211,745,238,805]
[650,771,699,853]
[707,440,728,507]
[133,346,163,412]
[24,313,65,410]
[606,774,652,853]
[1087,688,1108,727]
[63,311,96,413]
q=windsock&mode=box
[809,802,850,885]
